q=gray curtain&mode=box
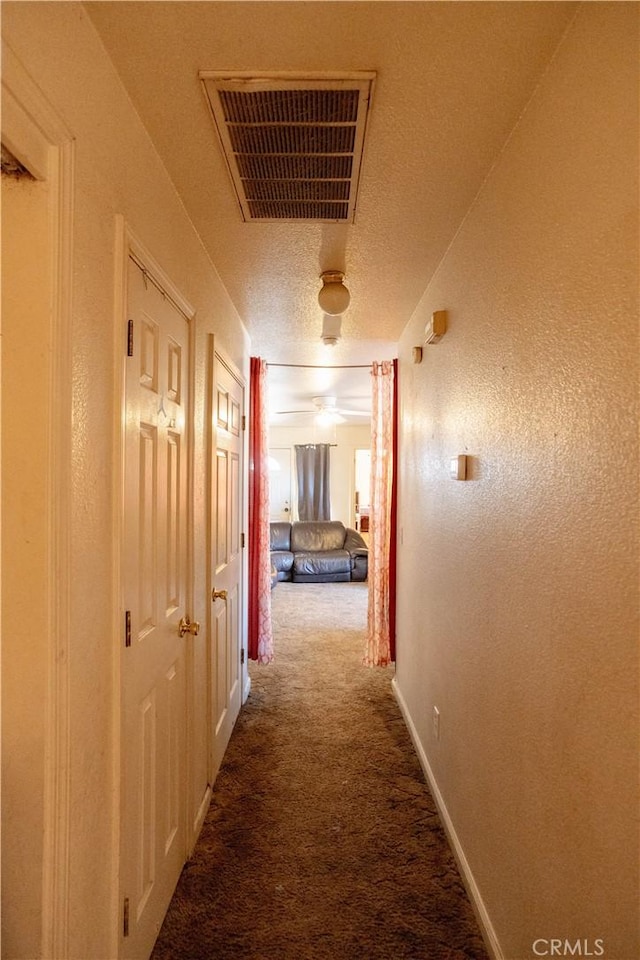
[295,444,331,520]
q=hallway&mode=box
[151,582,488,959]
[2,4,637,956]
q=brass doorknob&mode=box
[178,616,200,637]
[211,589,228,602]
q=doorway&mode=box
[1,153,52,960]
[354,447,371,537]
[268,447,292,521]
[1,54,75,955]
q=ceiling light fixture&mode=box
[321,315,342,347]
[313,396,344,426]
[318,270,350,316]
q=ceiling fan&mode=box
[274,396,368,424]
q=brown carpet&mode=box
[151,581,489,960]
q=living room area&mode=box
[268,392,371,521]
[268,418,371,584]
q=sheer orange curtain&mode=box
[365,359,397,666]
[248,357,274,663]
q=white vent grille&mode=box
[199,73,375,223]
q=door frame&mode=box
[1,40,75,959]
[113,218,196,955]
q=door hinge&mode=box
[241,414,246,431]
[125,610,132,648]
[241,648,245,665]
[123,897,130,938]
[127,318,134,357]
[241,532,245,549]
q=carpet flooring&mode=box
[151,581,489,960]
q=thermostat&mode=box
[425,310,447,344]
[450,455,467,480]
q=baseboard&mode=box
[391,678,504,960]
[243,672,252,704]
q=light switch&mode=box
[450,455,467,480]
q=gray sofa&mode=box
[270,520,368,583]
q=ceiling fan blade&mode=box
[273,409,315,415]
[273,398,371,422]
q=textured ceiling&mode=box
[86,0,576,415]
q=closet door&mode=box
[121,257,189,959]
[209,350,244,780]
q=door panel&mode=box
[121,258,189,959]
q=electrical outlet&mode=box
[433,706,440,741]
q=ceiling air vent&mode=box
[199,73,375,223]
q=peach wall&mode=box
[395,4,638,958]
[2,4,249,957]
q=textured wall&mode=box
[395,4,638,958]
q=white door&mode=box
[354,447,371,533]
[268,447,292,520]
[209,351,244,780]
[121,258,190,959]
